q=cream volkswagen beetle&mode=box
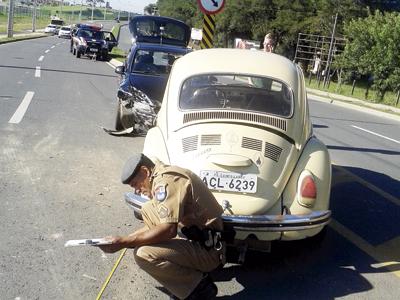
[125,48,331,256]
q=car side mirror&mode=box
[115,65,125,75]
[117,89,132,101]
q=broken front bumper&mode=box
[124,192,331,232]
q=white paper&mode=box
[64,238,112,247]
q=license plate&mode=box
[90,48,98,52]
[200,170,257,193]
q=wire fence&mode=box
[0,4,51,18]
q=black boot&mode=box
[185,274,217,300]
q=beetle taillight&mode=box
[300,175,316,198]
[297,170,317,207]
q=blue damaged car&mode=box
[111,15,191,135]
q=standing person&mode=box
[98,154,225,300]
[263,33,274,53]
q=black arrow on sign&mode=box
[210,0,218,7]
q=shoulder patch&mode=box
[154,184,167,201]
[158,205,169,219]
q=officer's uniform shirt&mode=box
[149,160,223,231]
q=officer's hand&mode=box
[97,236,125,253]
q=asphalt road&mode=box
[0,37,399,299]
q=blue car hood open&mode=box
[129,15,190,47]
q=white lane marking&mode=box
[51,45,55,49]
[35,66,41,78]
[8,91,35,124]
[352,125,400,145]
[38,55,44,62]
[45,49,50,53]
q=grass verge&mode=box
[109,47,127,63]
[306,78,400,108]
[0,15,49,33]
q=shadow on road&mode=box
[211,164,400,299]
[212,228,379,299]
[0,64,117,78]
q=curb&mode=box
[0,33,47,45]
[109,58,123,67]
[307,88,400,121]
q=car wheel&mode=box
[115,102,124,130]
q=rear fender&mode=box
[283,137,331,215]
[143,127,170,164]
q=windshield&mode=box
[179,74,293,117]
[78,29,104,40]
[61,27,70,31]
[131,50,184,75]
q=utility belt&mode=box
[181,225,235,251]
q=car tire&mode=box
[115,102,124,131]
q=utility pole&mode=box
[71,0,75,22]
[32,0,37,32]
[79,0,83,21]
[104,3,106,20]
[323,13,338,88]
[91,0,94,21]
[7,0,14,38]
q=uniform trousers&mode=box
[134,201,222,299]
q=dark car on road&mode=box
[112,15,191,134]
[70,24,117,61]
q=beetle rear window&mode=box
[179,74,293,117]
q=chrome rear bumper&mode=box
[124,192,331,232]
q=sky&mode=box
[109,0,157,14]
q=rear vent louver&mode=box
[183,111,287,131]
[264,142,282,162]
[201,134,221,146]
[182,135,198,153]
[242,137,262,151]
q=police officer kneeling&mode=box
[98,154,225,299]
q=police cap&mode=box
[121,154,155,184]
[121,154,144,184]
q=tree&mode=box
[157,0,200,28]
[336,10,400,100]
[86,0,105,7]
